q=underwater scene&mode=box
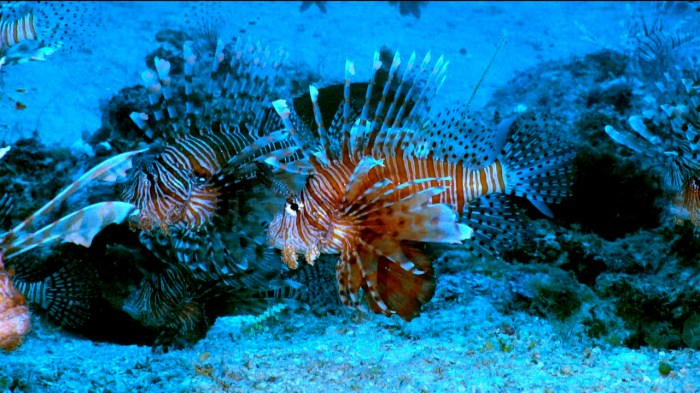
[0,1,699,392]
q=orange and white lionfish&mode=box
[266,51,575,320]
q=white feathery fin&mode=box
[129,112,150,136]
[339,174,473,244]
[309,85,332,158]
[227,129,292,167]
[402,52,448,138]
[374,51,436,156]
[501,115,575,212]
[604,125,649,153]
[272,99,306,156]
[1,148,147,242]
[140,67,163,128]
[342,156,385,208]
[202,38,226,123]
[334,173,472,320]
[154,57,177,121]
[349,54,381,156]
[371,52,416,156]
[5,202,137,259]
[382,51,414,131]
[341,60,356,159]
[392,51,430,130]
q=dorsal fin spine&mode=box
[382,51,416,132]
[182,41,198,133]
[364,52,401,156]
[341,60,355,159]
[360,51,382,126]
[202,38,226,122]
[309,85,332,158]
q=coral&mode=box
[0,255,29,351]
[559,149,663,240]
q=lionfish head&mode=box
[122,154,219,234]
[267,194,321,269]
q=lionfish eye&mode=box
[285,198,303,216]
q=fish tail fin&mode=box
[257,257,343,315]
[13,258,98,330]
[500,115,575,217]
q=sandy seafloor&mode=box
[0,1,699,392]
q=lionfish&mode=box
[266,51,575,320]
[606,10,700,225]
[0,1,98,69]
[122,36,298,234]
[118,34,331,347]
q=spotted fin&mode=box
[248,255,342,315]
[500,115,575,215]
[0,2,99,67]
[123,263,203,333]
[414,107,513,169]
[0,193,13,230]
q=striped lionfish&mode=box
[122,36,298,234]
[0,1,97,69]
[266,51,575,320]
[606,11,700,225]
[118,34,331,347]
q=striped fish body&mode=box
[0,10,37,52]
[0,2,99,67]
[123,128,257,233]
[267,50,574,320]
[269,154,504,255]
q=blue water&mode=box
[0,2,698,392]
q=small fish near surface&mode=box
[266,50,575,321]
[0,1,99,69]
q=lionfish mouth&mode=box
[280,242,320,270]
[268,213,321,269]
